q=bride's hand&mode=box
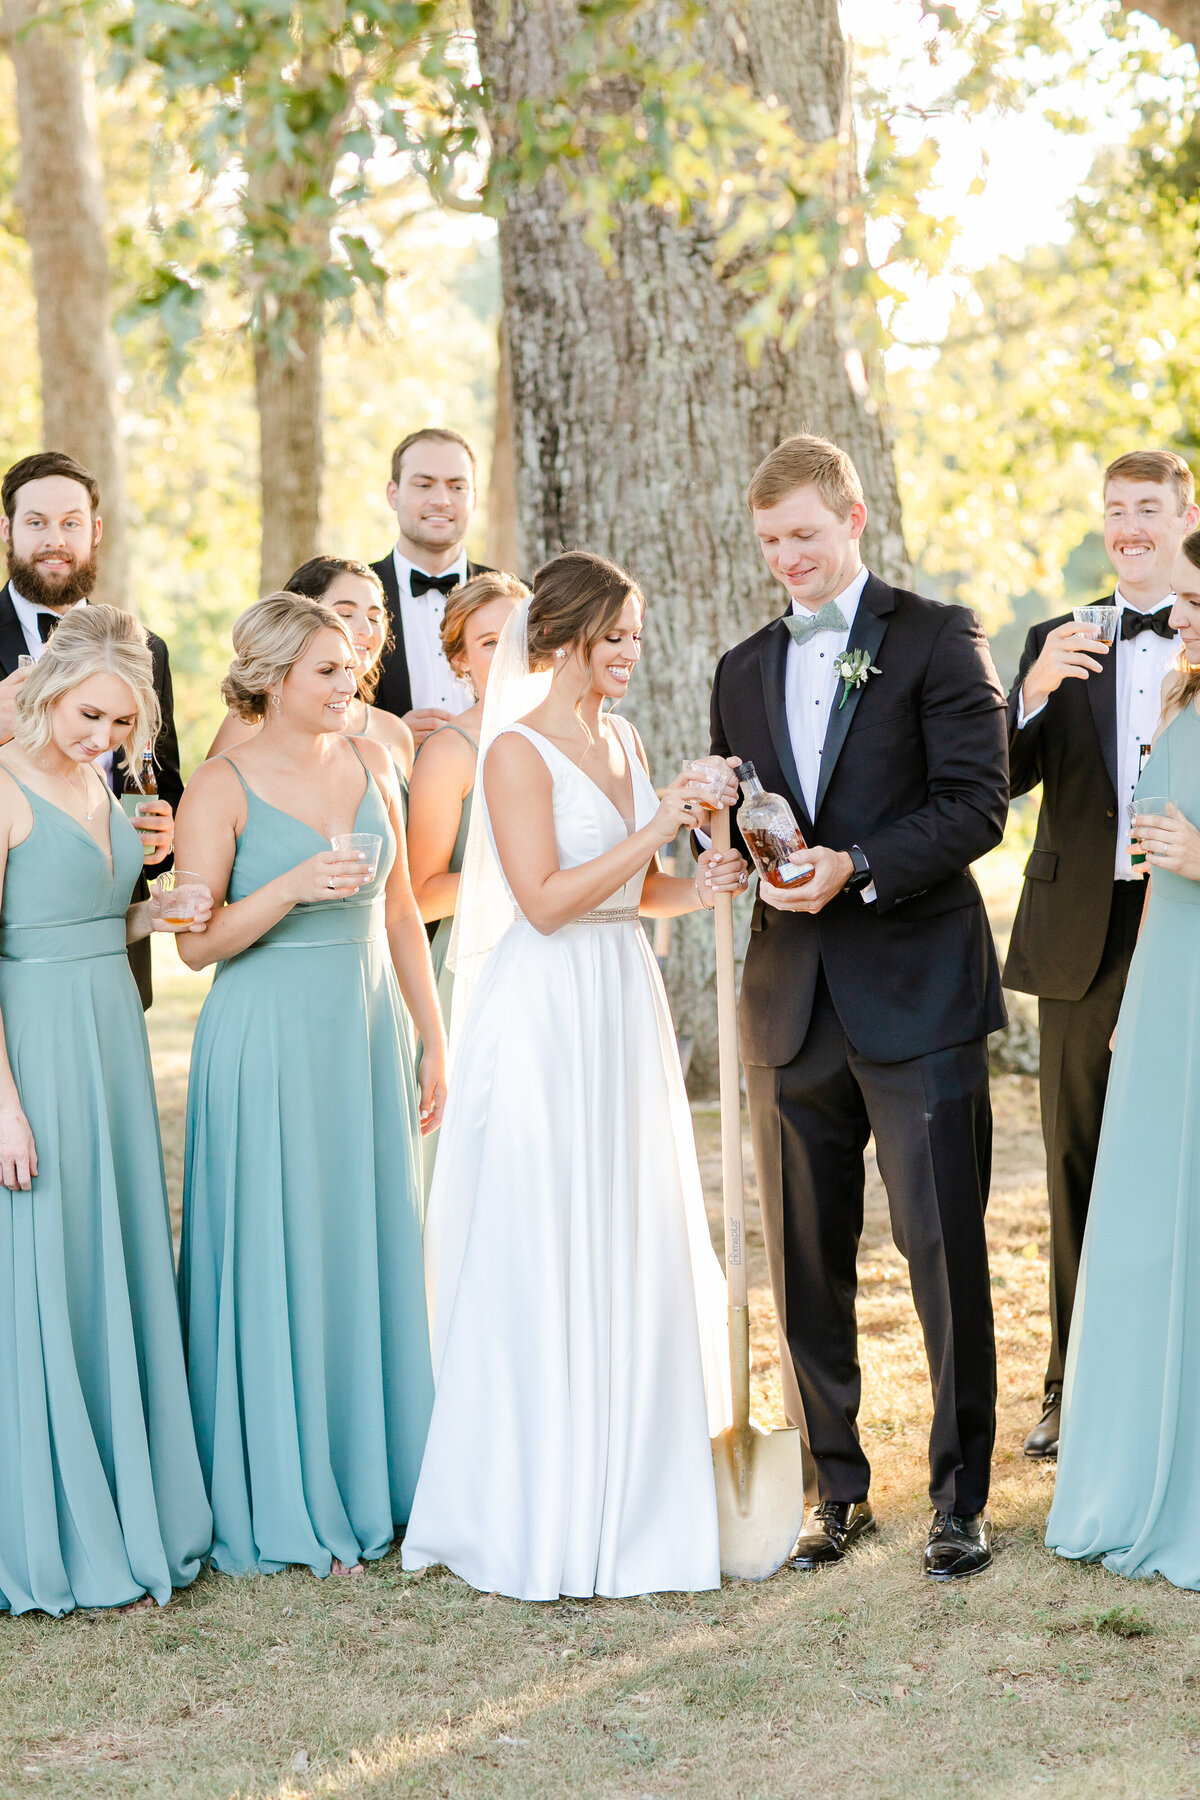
[1139,803,1200,881]
[418,1046,446,1137]
[696,848,749,908]
[650,770,721,845]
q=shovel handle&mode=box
[712,808,748,1311]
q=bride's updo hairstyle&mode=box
[526,550,643,673]
[221,590,355,723]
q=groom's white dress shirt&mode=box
[391,547,474,714]
[1018,586,1181,879]
[785,567,869,819]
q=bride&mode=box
[401,549,747,1600]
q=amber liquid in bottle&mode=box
[135,742,158,863]
[735,761,814,887]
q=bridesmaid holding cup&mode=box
[0,606,213,1617]
[208,557,415,792]
[175,592,445,1579]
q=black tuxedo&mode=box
[0,581,183,1009]
[711,574,1008,1513]
[369,551,493,718]
[1003,601,1147,1390]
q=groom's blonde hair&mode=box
[747,434,864,519]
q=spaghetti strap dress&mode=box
[0,780,210,1615]
[179,744,433,1576]
[414,722,476,1194]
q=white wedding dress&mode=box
[402,716,730,1600]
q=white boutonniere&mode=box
[833,647,881,710]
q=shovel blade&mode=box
[712,1423,807,1581]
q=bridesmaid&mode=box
[208,557,415,790]
[407,571,528,1035]
[175,591,446,1578]
[1047,530,1200,1586]
[0,605,213,1617]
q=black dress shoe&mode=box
[1024,1390,1061,1460]
[922,1511,993,1580]
[789,1500,876,1570]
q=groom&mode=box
[711,435,1009,1580]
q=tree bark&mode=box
[486,319,521,574]
[3,0,130,609]
[253,304,324,593]
[475,0,907,1087]
[245,149,328,594]
[1121,0,1200,50]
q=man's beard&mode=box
[6,548,98,610]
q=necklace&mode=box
[40,758,99,820]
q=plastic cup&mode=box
[1073,605,1119,645]
[683,757,732,809]
[1129,796,1171,867]
[153,869,207,925]
[330,832,383,882]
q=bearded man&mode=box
[0,450,182,1006]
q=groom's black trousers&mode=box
[745,967,997,1518]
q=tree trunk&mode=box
[474,0,907,1088]
[1122,0,1200,49]
[486,319,521,574]
[3,0,130,610]
[253,303,324,593]
[244,133,332,594]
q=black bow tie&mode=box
[36,610,62,643]
[1121,606,1176,641]
[409,570,461,600]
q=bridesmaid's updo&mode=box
[526,551,643,672]
[14,605,160,784]
[442,569,529,672]
[221,591,356,722]
[1164,529,1200,720]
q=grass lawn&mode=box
[5,843,1199,1800]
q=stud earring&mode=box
[555,647,567,661]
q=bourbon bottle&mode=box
[735,761,814,888]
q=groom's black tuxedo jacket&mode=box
[710,574,1009,1067]
[0,581,184,1008]
[369,551,494,719]
[1002,600,1126,1002]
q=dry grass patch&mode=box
[8,938,1200,1797]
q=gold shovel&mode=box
[709,806,807,1580]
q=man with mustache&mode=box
[0,450,183,1006]
[1006,449,1199,1459]
[370,428,494,746]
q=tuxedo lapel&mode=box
[814,574,894,819]
[759,618,814,836]
[1084,599,1118,798]
[0,583,28,677]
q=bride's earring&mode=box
[271,693,282,714]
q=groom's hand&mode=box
[758,846,854,914]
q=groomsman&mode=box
[711,435,1009,1580]
[370,428,493,744]
[0,451,182,1007]
[1006,450,1199,1459]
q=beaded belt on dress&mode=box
[515,905,639,925]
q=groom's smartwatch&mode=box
[843,845,872,894]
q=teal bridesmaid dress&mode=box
[179,745,433,1576]
[415,723,474,1194]
[1047,701,1200,1586]
[0,782,211,1616]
